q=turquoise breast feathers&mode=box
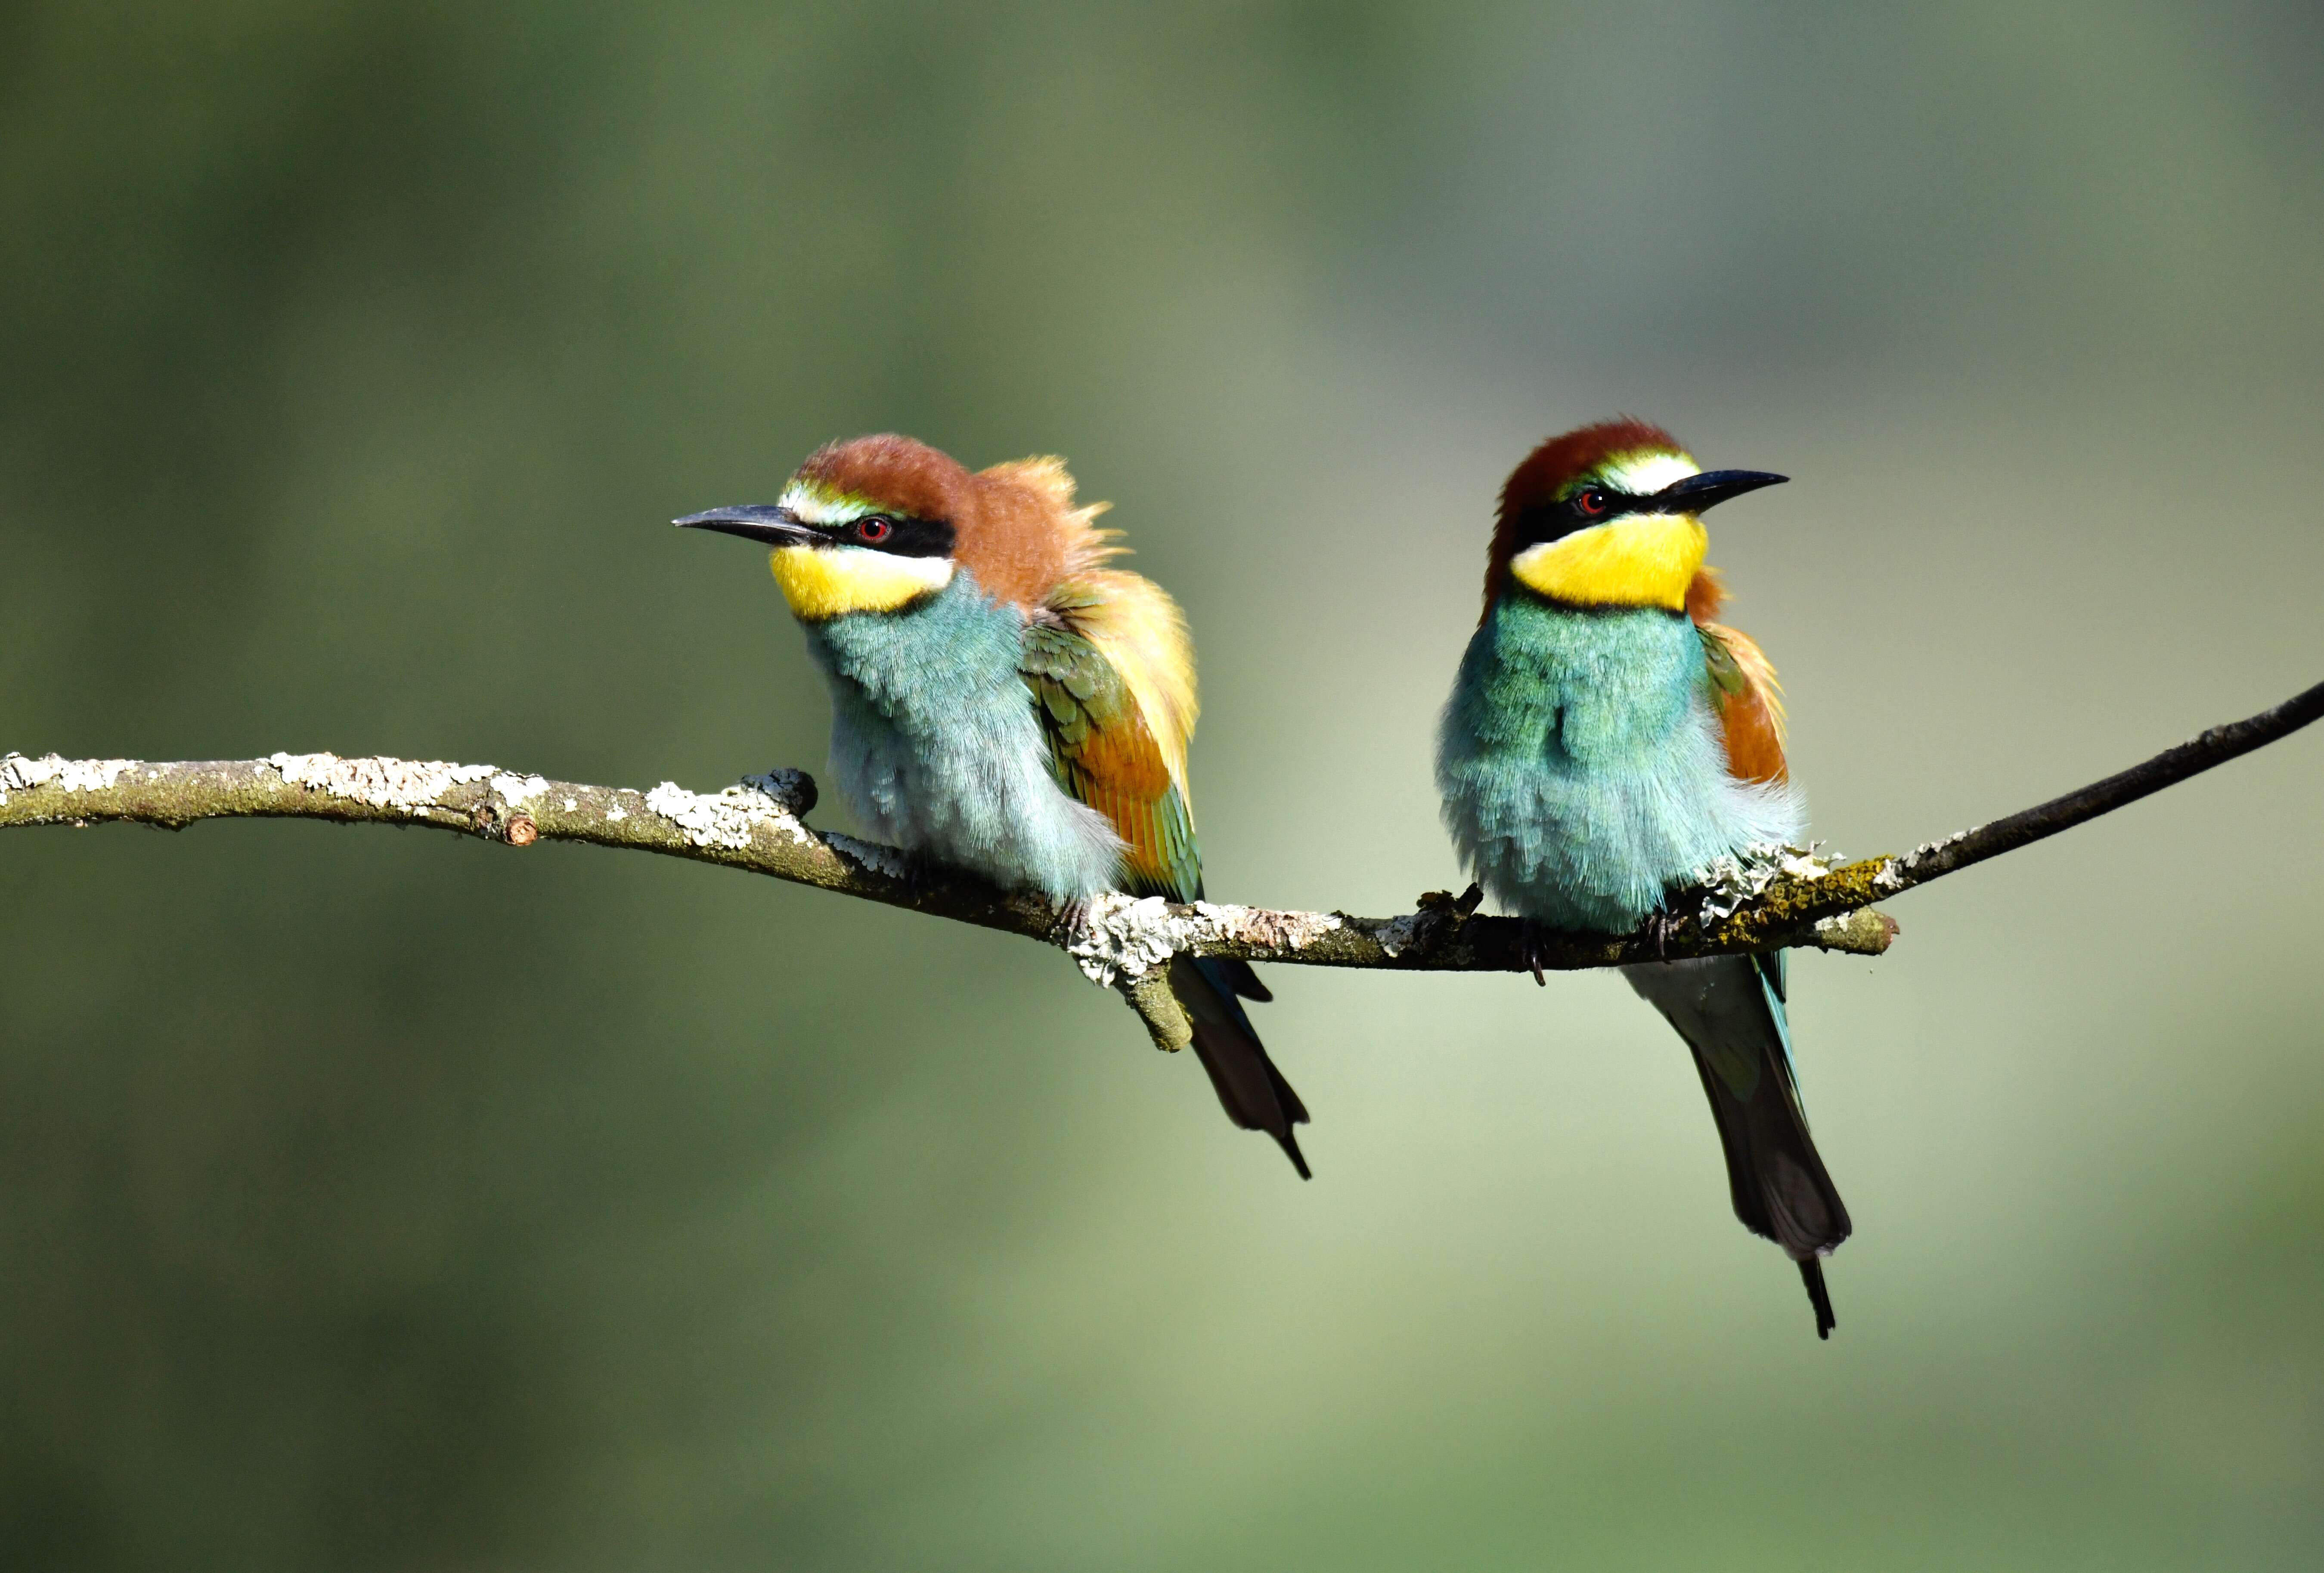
[803,574,1124,898]
[1436,596,1803,932]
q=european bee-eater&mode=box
[678,435,1310,1176]
[1437,418,1850,1336]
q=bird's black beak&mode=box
[672,504,821,547]
[1656,469,1789,514]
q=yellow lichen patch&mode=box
[1510,513,1708,611]
[768,545,952,620]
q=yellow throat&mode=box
[768,544,954,620]
[1508,512,1707,611]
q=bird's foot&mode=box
[1642,907,1685,961]
[1517,918,1550,987]
[1051,894,1095,941]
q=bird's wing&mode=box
[1019,573,1202,902]
[1697,619,1789,786]
[1026,573,1303,1173]
[1686,567,1788,785]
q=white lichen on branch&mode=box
[641,776,812,851]
[823,832,909,880]
[0,752,136,804]
[1695,842,1841,923]
[1879,828,1973,889]
[266,751,497,813]
[1063,892,1346,986]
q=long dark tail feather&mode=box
[1799,1260,1836,1340]
[1629,954,1850,1338]
[1211,956,1274,1003]
[1681,1033,1851,1260]
[1171,954,1309,1178]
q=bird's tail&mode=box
[1625,952,1850,1338]
[1169,954,1311,1179]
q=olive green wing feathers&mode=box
[1018,576,1202,902]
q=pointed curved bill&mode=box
[1656,469,1788,513]
[673,504,821,546]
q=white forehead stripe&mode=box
[778,480,880,526]
[1600,452,1699,496]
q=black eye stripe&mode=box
[1514,487,1652,549]
[836,513,954,557]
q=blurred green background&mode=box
[4,2,2321,1567]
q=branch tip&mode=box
[1112,969,1193,1052]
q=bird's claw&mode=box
[1642,908,1684,960]
[1052,895,1095,940]
[1518,918,1549,986]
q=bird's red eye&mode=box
[1576,488,1608,517]
[855,516,893,544]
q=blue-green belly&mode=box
[802,574,1122,898]
[1435,595,1801,932]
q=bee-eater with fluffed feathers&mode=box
[1436,418,1850,1337]
[678,436,1310,1177]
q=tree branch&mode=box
[3,676,2317,994]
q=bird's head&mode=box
[678,434,1108,620]
[1483,418,1785,616]
[676,435,973,621]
